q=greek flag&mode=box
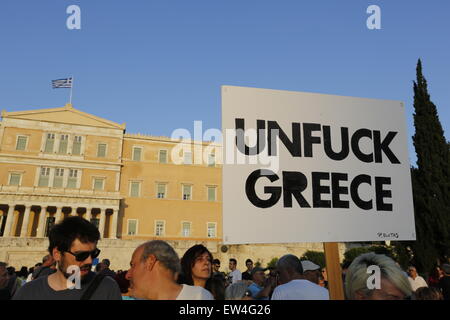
[52,78,73,88]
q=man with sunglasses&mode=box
[13,216,121,300]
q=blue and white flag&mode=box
[52,78,73,88]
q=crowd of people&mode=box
[0,216,449,300]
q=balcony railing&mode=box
[0,185,121,199]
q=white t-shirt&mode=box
[229,270,242,284]
[271,279,329,300]
[176,284,214,300]
[408,276,428,292]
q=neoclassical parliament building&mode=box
[0,103,332,269]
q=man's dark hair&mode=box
[245,259,253,264]
[213,259,220,265]
[229,258,237,264]
[48,216,100,253]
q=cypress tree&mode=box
[408,59,450,272]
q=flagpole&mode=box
[69,76,74,105]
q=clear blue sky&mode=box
[0,0,448,166]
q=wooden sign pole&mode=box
[323,242,345,300]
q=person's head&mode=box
[414,287,443,300]
[407,266,418,278]
[225,282,253,300]
[245,259,254,271]
[212,259,221,272]
[429,265,443,279]
[95,263,103,273]
[7,266,15,276]
[179,244,212,287]
[301,260,321,285]
[209,277,226,300]
[126,240,180,299]
[101,259,111,268]
[115,271,131,294]
[345,252,412,300]
[251,267,266,286]
[276,254,303,285]
[49,216,100,281]
[229,258,237,271]
[18,266,28,278]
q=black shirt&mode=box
[13,272,122,300]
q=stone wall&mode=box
[0,238,348,272]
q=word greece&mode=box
[235,119,401,211]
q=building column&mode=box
[98,208,106,238]
[2,204,16,237]
[37,206,48,238]
[55,207,63,223]
[85,207,92,222]
[70,208,77,216]
[20,205,32,238]
[110,208,119,239]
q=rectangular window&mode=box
[97,143,107,157]
[159,150,168,164]
[130,181,141,197]
[58,134,69,154]
[208,154,215,167]
[44,133,55,153]
[16,136,28,151]
[155,221,165,236]
[38,167,50,187]
[127,219,137,235]
[183,185,192,200]
[67,169,78,189]
[72,136,82,155]
[182,222,191,237]
[9,173,21,186]
[53,168,64,188]
[207,223,216,238]
[132,147,142,161]
[184,151,192,165]
[157,183,166,199]
[207,186,216,202]
[93,178,105,191]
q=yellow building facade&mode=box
[0,104,221,245]
[0,104,344,271]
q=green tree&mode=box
[403,59,450,273]
[343,246,392,266]
[300,250,325,268]
[266,257,278,269]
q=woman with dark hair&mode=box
[178,244,224,299]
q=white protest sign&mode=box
[222,85,416,244]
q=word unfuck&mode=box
[235,119,401,211]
